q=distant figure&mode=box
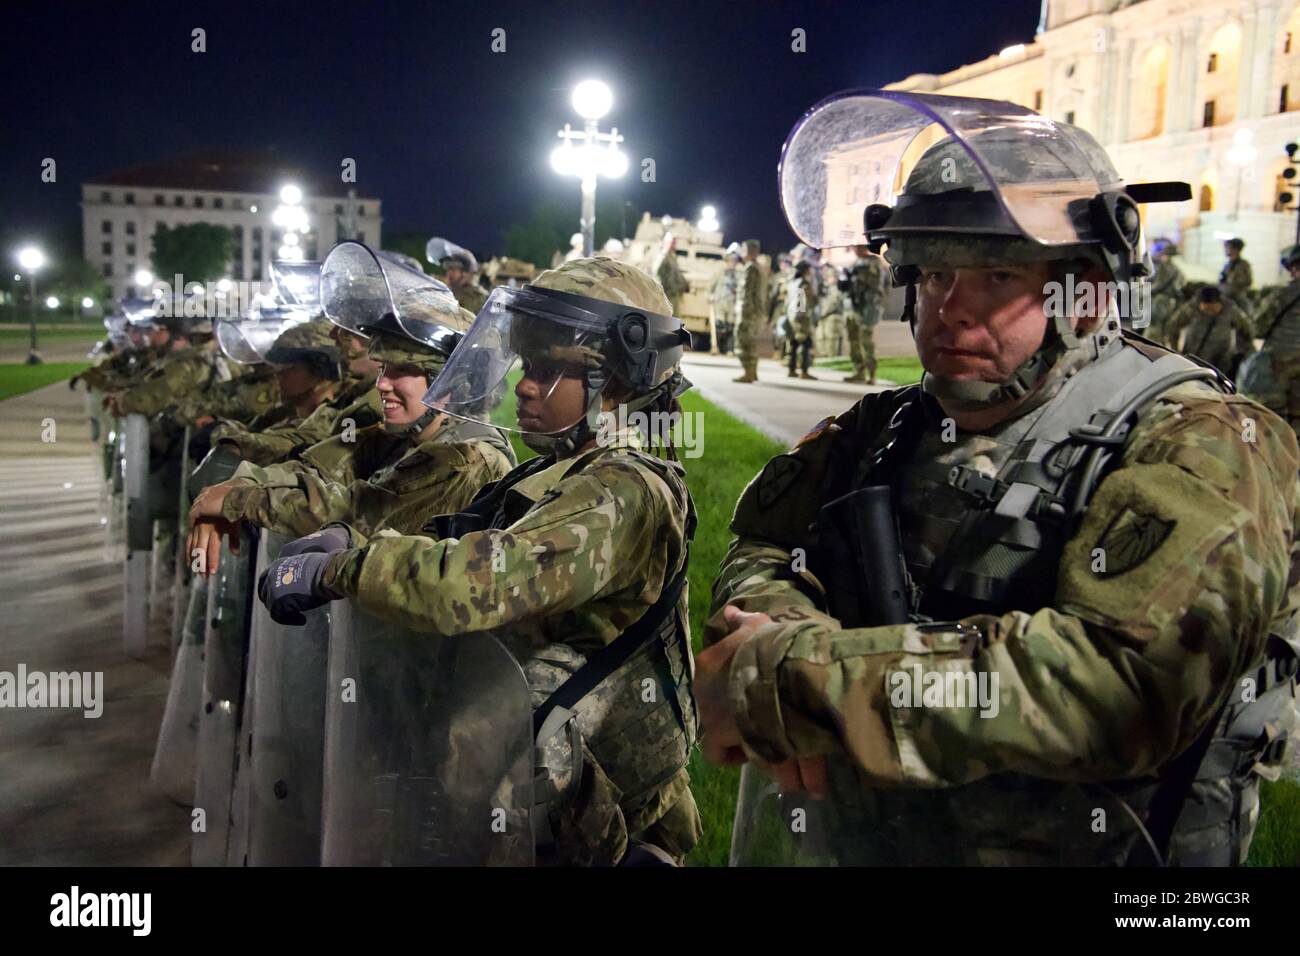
[1220,237,1253,307]
[1240,244,1300,436]
[654,234,689,317]
[841,243,886,384]
[1147,237,1186,346]
[1169,284,1255,376]
[733,239,764,383]
[785,260,816,380]
[709,246,740,354]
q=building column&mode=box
[1251,2,1282,117]
[1113,37,1136,144]
[1238,8,1259,121]
[1180,22,1202,130]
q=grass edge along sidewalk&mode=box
[0,362,89,401]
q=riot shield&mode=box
[150,575,207,804]
[225,531,332,866]
[122,413,151,658]
[321,602,535,866]
[730,757,938,866]
[191,532,258,866]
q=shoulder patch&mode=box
[1095,506,1175,576]
[756,454,804,510]
[796,415,835,449]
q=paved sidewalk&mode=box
[0,381,189,864]
[683,352,894,447]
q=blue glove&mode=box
[279,524,352,559]
[258,552,339,625]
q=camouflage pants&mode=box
[845,316,876,378]
[735,318,760,377]
[1250,351,1300,437]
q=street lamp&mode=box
[16,245,46,365]
[551,79,627,257]
[1226,127,1258,220]
[45,296,60,310]
[273,183,309,264]
[697,205,720,233]
[134,268,153,288]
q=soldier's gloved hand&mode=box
[188,441,243,498]
[258,552,340,626]
[279,524,351,559]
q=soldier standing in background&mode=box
[1220,237,1253,308]
[733,239,764,383]
[655,234,689,319]
[785,260,815,380]
[709,246,740,355]
[842,243,886,384]
[1240,245,1300,437]
[1168,285,1255,376]
[1146,238,1186,346]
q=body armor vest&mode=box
[807,335,1298,865]
[431,447,698,855]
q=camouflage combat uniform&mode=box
[1221,256,1253,302]
[209,373,381,465]
[1147,256,1186,346]
[452,280,488,314]
[1242,277,1300,436]
[1168,297,1255,374]
[218,416,514,538]
[844,253,885,382]
[709,265,737,353]
[115,343,224,417]
[815,274,844,358]
[709,332,1300,865]
[785,274,815,376]
[734,248,765,381]
[320,426,702,865]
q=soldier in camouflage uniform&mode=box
[104,314,224,417]
[695,91,1299,866]
[1240,245,1300,436]
[734,239,764,383]
[815,262,844,359]
[188,242,515,567]
[785,261,816,379]
[1167,285,1255,376]
[842,244,885,384]
[1220,237,1253,308]
[709,246,740,355]
[259,257,702,866]
[1146,238,1186,346]
[429,237,488,314]
[767,252,792,359]
[655,234,689,320]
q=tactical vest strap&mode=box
[532,550,690,737]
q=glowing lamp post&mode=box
[16,245,46,364]
[551,80,627,257]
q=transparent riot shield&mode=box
[150,575,207,805]
[168,426,192,651]
[730,757,926,866]
[122,413,151,658]
[225,531,332,866]
[321,602,535,866]
[191,533,257,866]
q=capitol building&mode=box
[886,0,1300,285]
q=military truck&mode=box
[623,212,730,351]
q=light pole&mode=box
[273,184,309,265]
[551,80,627,257]
[1226,127,1257,221]
[697,205,720,233]
[16,246,46,365]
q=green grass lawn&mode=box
[0,362,89,401]
[0,323,102,344]
[816,355,924,384]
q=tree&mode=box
[151,223,233,284]
[503,196,644,269]
[49,258,111,310]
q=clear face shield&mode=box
[269,259,323,311]
[103,314,131,349]
[420,285,614,441]
[320,242,464,354]
[425,237,479,274]
[778,90,1114,255]
[215,315,309,364]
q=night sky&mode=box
[1,0,1042,261]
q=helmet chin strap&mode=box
[525,367,671,458]
[384,405,441,439]
[914,276,1087,415]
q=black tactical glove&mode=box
[188,418,219,461]
[258,551,340,625]
[188,442,243,499]
[279,524,352,559]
